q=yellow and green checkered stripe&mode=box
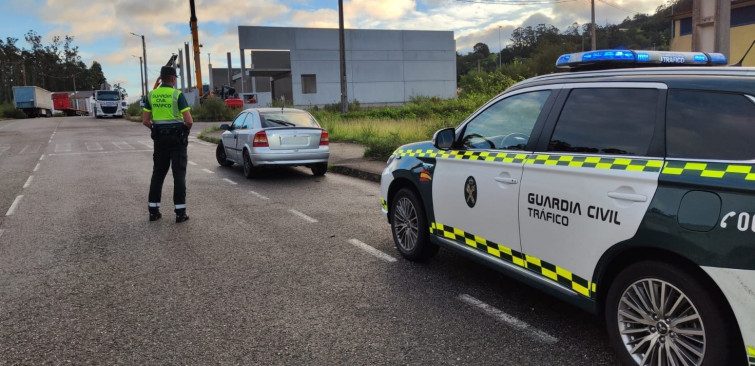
[394,149,662,173]
[748,345,755,366]
[663,161,755,181]
[527,154,663,172]
[394,149,528,163]
[381,198,388,211]
[430,222,595,298]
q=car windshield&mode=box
[96,92,120,101]
[260,110,319,128]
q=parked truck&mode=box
[13,86,53,118]
[52,92,89,116]
[91,90,124,118]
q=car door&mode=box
[222,112,250,162]
[432,88,554,264]
[518,84,666,298]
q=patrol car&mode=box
[380,50,755,366]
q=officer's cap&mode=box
[160,66,178,78]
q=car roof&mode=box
[507,67,755,94]
[242,107,308,113]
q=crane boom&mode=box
[190,0,203,97]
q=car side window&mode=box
[548,88,658,155]
[231,113,248,129]
[667,91,755,160]
[460,90,551,150]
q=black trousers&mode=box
[148,125,188,212]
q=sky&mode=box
[0,0,670,102]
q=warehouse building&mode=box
[228,26,456,108]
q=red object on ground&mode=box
[224,98,243,108]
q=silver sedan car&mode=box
[215,108,329,177]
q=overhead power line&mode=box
[595,0,645,15]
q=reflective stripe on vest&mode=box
[149,87,183,125]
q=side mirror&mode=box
[432,128,455,150]
[220,124,230,130]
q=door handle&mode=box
[494,177,518,184]
[607,191,647,202]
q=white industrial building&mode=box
[226,26,456,108]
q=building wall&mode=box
[237,26,456,107]
[671,2,755,66]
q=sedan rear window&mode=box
[260,111,320,128]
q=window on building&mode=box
[732,4,755,27]
[679,17,692,36]
[667,90,755,160]
[548,88,659,156]
[301,74,317,94]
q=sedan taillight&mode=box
[253,131,269,147]
[320,130,329,146]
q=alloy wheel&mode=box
[617,278,706,366]
[393,197,419,252]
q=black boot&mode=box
[149,207,162,221]
[175,209,189,223]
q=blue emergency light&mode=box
[556,49,728,69]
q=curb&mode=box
[329,165,381,182]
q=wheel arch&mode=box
[594,246,744,351]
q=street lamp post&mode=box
[498,25,502,69]
[132,55,145,98]
[130,32,147,95]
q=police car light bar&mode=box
[556,50,728,69]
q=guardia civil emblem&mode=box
[464,176,477,208]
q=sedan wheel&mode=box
[216,142,233,166]
[390,188,437,261]
[243,150,257,178]
[605,261,736,366]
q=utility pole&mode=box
[338,0,348,113]
[591,0,597,50]
[498,26,502,69]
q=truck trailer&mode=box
[92,90,124,118]
[52,92,89,116]
[13,86,53,118]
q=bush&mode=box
[0,103,26,119]
[191,98,238,121]
[127,103,142,117]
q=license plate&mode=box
[281,135,309,146]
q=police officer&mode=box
[143,66,193,223]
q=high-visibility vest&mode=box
[148,86,183,125]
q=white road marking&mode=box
[458,294,558,344]
[54,143,71,153]
[85,142,103,151]
[6,195,23,216]
[0,229,4,238]
[23,175,33,189]
[138,140,153,148]
[33,163,40,172]
[223,178,238,185]
[39,155,45,161]
[202,169,214,174]
[47,150,152,156]
[113,141,135,150]
[192,140,212,146]
[347,239,397,263]
[0,146,9,156]
[19,145,30,154]
[289,209,318,223]
[249,191,269,200]
[188,161,198,166]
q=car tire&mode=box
[311,163,327,176]
[243,150,257,178]
[216,142,233,167]
[390,188,438,261]
[604,261,739,366]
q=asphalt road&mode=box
[0,116,620,365]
